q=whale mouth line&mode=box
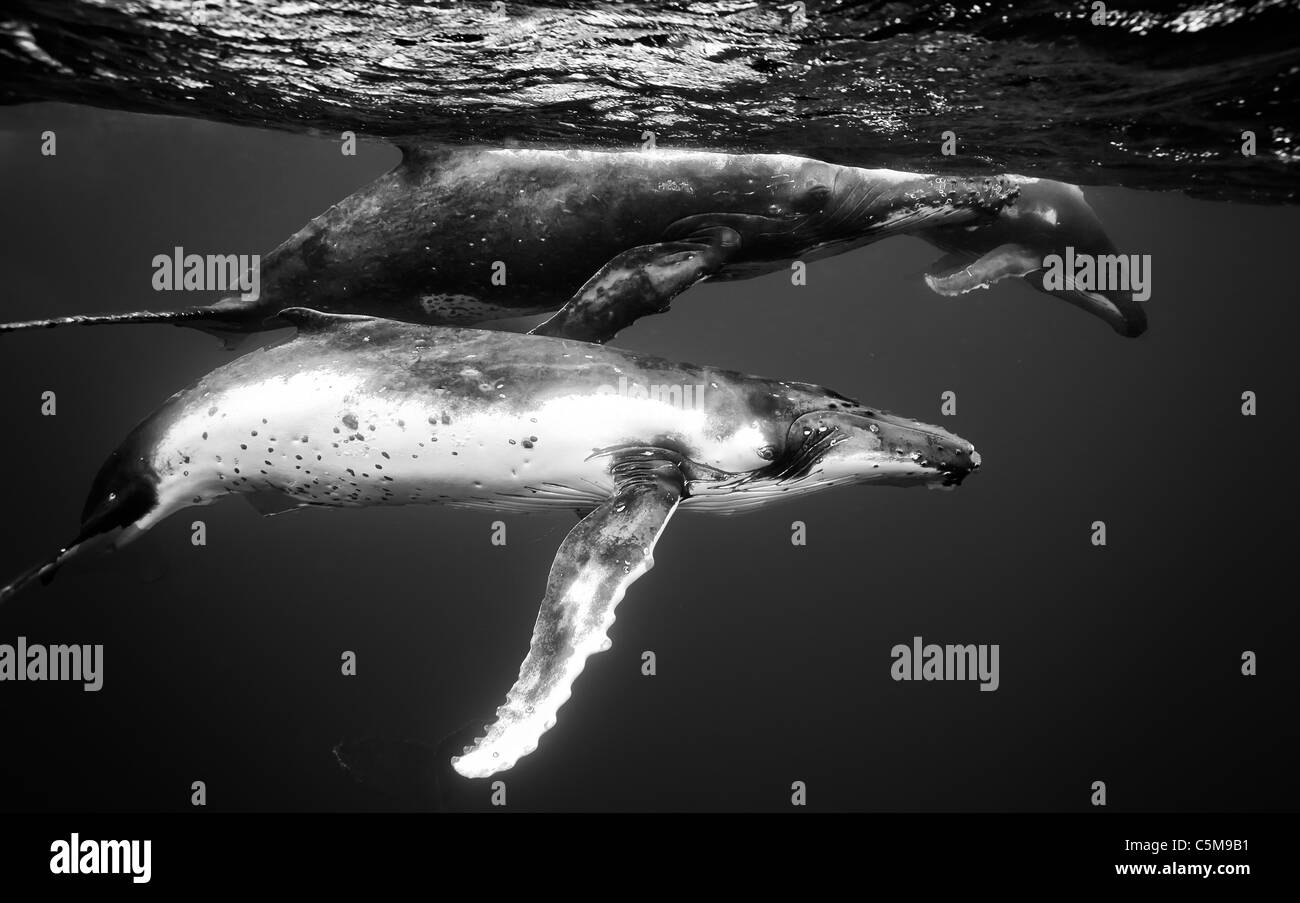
[711,427,848,491]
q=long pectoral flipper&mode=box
[451,467,685,778]
[528,225,740,344]
[923,243,1041,296]
[923,241,1147,337]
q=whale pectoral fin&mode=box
[923,243,1041,296]
[451,465,685,778]
[915,251,972,282]
[922,242,1148,336]
[528,226,741,343]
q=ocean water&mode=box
[0,11,1297,812]
[3,0,1297,202]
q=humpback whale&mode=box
[920,176,1147,336]
[0,147,1022,345]
[0,309,980,776]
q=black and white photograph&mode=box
[0,0,1294,887]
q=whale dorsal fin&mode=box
[276,308,381,331]
[451,457,686,778]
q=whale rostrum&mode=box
[0,309,980,777]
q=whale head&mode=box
[920,177,1148,337]
[776,405,980,491]
[687,384,979,511]
[777,160,1021,261]
[666,155,1022,281]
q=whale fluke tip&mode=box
[0,546,73,608]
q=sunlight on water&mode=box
[1,1,1296,201]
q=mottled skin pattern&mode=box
[0,147,1017,339]
[248,147,1017,326]
[0,311,979,777]
[921,176,1147,336]
[87,309,976,519]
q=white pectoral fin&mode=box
[451,472,684,778]
[924,243,1041,296]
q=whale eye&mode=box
[756,444,777,461]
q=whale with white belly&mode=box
[0,308,980,777]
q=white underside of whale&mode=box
[138,366,930,532]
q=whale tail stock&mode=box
[0,445,165,608]
[0,296,281,347]
[0,521,141,610]
[0,540,91,609]
[0,516,150,610]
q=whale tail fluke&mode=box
[0,539,88,609]
[1,443,166,608]
[0,503,159,609]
